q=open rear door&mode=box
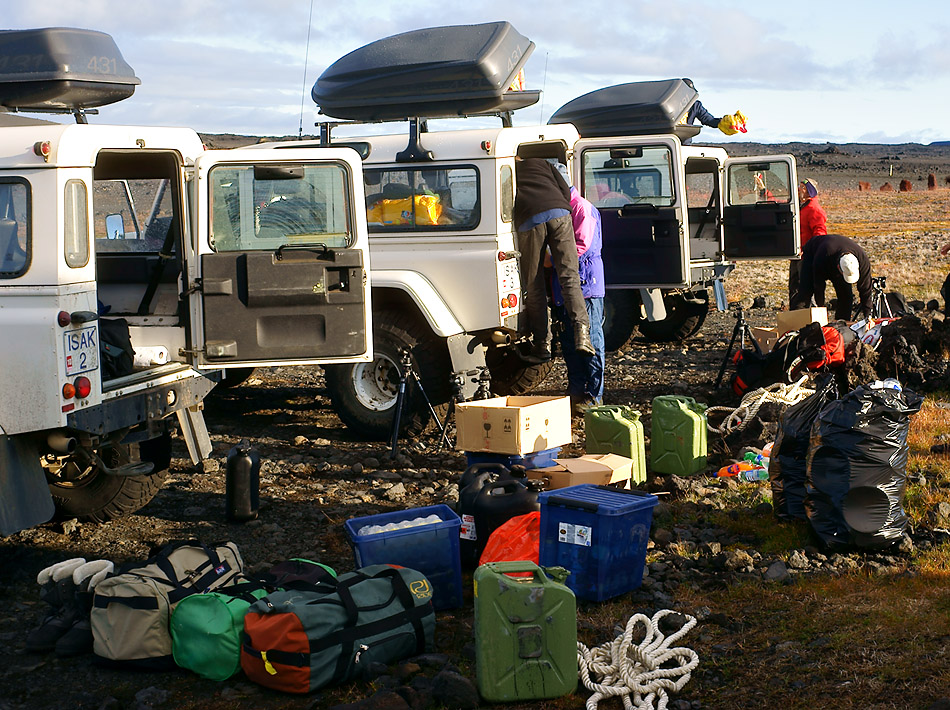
[189,148,372,369]
[723,155,799,260]
[574,136,688,288]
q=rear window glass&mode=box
[0,179,30,278]
[727,161,793,204]
[210,163,354,251]
[364,166,479,232]
[93,178,175,254]
[581,146,675,208]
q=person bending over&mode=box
[796,233,871,321]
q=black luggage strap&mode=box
[93,595,160,610]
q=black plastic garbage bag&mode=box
[770,376,838,521]
[805,381,923,550]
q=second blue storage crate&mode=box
[464,447,561,470]
[344,504,463,610]
[538,484,658,601]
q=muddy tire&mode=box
[216,367,256,389]
[323,310,451,440]
[637,291,709,343]
[48,433,171,523]
[485,345,554,395]
[603,290,642,352]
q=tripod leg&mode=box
[713,318,743,388]
[410,371,451,449]
[389,375,408,457]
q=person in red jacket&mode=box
[788,177,827,306]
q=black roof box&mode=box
[0,28,140,112]
[549,79,701,140]
[312,21,538,121]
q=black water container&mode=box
[458,462,540,569]
[226,440,260,522]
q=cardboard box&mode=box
[750,326,780,353]
[527,454,633,490]
[776,307,827,335]
[454,396,572,455]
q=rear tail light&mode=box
[57,311,71,327]
[507,293,518,307]
[62,382,76,399]
[74,376,92,399]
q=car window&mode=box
[64,179,90,268]
[364,166,479,232]
[728,162,792,205]
[209,163,353,251]
[93,178,174,253]
[0,179,30,278]
[581,146,674,208]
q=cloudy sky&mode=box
[7,0,950,144]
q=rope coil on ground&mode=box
[577,610,700,710]
[705,377,813,436]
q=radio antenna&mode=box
[538,51,549,124]
[298,0,316,139]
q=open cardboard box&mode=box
[750,326,780,353]
[776,307,827,336]
[527,453,633,490]
[454,395,572,455]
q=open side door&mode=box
[190,148,372,369]
[723,155,799,260]
[574,136,688,288]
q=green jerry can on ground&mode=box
[650,395,708,475]
[473,561,577,702]
[583,405,647,484]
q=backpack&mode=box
[98,317,135,379]
[170,559,337,681]
[91,540,243,669]
[241,564,435,694]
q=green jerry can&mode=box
[651,395,708,475]
[583,405,647,483]
[474,561,577,702]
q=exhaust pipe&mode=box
[47,431,77,454]
[491,330,511,345]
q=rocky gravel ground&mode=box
[4,308,950,710]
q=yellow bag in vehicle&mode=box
[367,194,442,226]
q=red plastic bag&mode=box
[478,511,540,567]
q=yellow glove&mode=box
[718,110,748,135]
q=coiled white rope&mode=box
[705,376,813,435]
[577,610,700,710]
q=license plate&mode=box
[65,325,99,376]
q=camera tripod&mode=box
[389,348,450,456]
[869,276,894,319]
[713,305,762,389]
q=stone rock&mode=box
[294,435,309,446]
[723,549,754,571]
[880,182,894,191]
[653,528,674,546]
[385,482,407,500]
[929,173,937,190]
[431,670,480,710]
[763,560,790,582]
[787,550,809,569]
[899,179,913,192]
[133,687,171,709]
[858,180,871,191]
[59,518,80,535]
[97,697,122,710]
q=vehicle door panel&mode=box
[723,155,799,260]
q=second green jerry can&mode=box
[650,395,708,475]
[583,405,647,483]
[473,561,577,702]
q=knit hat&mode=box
[839,253,860,284]
[801,178,819,198]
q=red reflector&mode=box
[62,403,75,413]
[74,376,92,399]
[62,382,76,399]
[57,311,71,327]
[498,251,506,261]
[508,293,518,307]
[34,141,51,160]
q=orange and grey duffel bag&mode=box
[241,564,435,693]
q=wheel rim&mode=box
[352,353,401,412]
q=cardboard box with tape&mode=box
[527,453,634,490]
[455,396,572,455]
[776,307,827,336]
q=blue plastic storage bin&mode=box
[344,504,463,610]
[464,447,561,470]
[538,484,658,601]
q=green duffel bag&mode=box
[171,559,338,681]
[241,564,435,694]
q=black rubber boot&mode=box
[25,558,86,653]
[55,560,114,657]
[574,323,595,357]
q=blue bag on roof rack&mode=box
[312,21,539,121]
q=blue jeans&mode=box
[554,297,605,403]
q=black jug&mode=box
[458,463,513,569]
[226,439,260,522]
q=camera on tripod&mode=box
[872,275,887,292]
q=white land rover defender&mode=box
[279,22,800,440]
[0,28,373,535]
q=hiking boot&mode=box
[55,559,114,657]
[574,324,595,357]
[25,558,86,653]
[522,341,551,365]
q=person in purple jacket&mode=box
[551,176,606,413]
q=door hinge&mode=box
[183,278,203,295]
[178,347,205,357]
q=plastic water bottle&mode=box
[739,467,769,482]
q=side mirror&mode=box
[105,213,126,240]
